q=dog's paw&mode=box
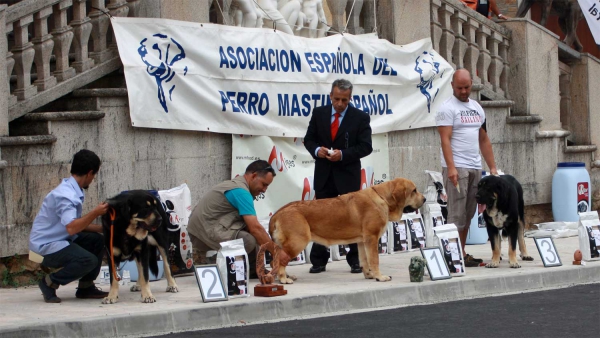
[509,261,521,268]
[485,261,500,268]
[141,295,157,303]
[279,276,295,284]
[375,275,392,282]
[286,274,298,281]
[166,285,179,293]
[130,285,141,292]
[102,296,118,304]
[521,255,534,261]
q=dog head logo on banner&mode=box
[361,166,374,190]
[137,34,188,113]
[268,145,288,172]
[302,176,316,201]
[414,51,446,113]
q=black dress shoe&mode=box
[309,265,326,273]
[350,264,362,273]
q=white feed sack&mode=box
[217,238,250,298]
[396,212,426,251]
[421,203,444,247]
[578,211,600,261]
[423,170,448,221]
[433,223,466,276]
[389,221,409,254]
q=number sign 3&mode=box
[194,264,228,302]
[534,237,562,267]
[420,247,452,281]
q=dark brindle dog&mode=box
[475,175,534,268]
[101,190,178,304]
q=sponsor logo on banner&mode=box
[268,145,288,172]
[361,166,374,190]
[415,51,446,113]
[137,34,188,113]
[578,182,590,213]
[302,176,316,200]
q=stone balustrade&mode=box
[2,0,136,124]
[431,0,510,100]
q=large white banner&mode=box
[578,0,600,45]
[231,134,390,221]
[112,18,453,137]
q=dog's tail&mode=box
[148,246,159,277]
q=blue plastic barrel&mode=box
[467,171,489,244]
[552,162,591,222]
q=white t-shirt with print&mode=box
[436,95,485,169]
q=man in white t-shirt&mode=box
[436,69,498,267]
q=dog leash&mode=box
[108,207,121,282]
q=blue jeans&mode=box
[41,232,104,286]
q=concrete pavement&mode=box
[0,236,598,338]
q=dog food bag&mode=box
[390,221,409,254]
[578,211,600,261]
[378,226,390,255]
[423,170,448,222]
[433,223,466,276]
[157,184,195,276]
[402,213,426,251]
[217,239,250,298]
[421,203,444,247]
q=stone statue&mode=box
[516,0,583,51]
[299,0,330,38]
[409,256,427,282]
[327,0,348,34]
[230,0,264,28]
[256,0,303,35]
[345,0,364,34]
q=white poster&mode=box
[578,0,600,45]
[112,18,453,137]
[231,134,390,220]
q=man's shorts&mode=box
[442,167,481,230]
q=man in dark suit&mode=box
[304,79,373,274]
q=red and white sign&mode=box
[578,182,590,213]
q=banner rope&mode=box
[343,0,357,34]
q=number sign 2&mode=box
[534,237,562,267]
[194,264,228,302]
[420,247,452,281]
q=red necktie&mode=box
[331,113,340,140]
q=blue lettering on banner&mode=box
[351,90,394,115]
[372,57,398,76]
[219,90,269,115]
[219,46,301,72]
[278,94,331,116]
[304,49,365,75]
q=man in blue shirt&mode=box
[29,149,109,303]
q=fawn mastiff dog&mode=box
[269,178,426,283]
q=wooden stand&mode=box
[573,260,582,265]
[254,284,287,297]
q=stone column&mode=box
[71,0,94,73]
[438,4,455,68]
[558,61,572,132]
[12,15,38,101]
[451,10,468,70]
[345,0,363,34]
[488,31,503,96]
[499,37,510,98]
[108,0,130,49]
[89,0,113,63]
[5,19,16,106]
[52,0,76,82]
[327,0,348,34]
[32,6,57,92]
[430,0,442,52]
[361,0,375,34]
[0,4,8,136]
[464,18,480,84]
[126,0,141,17]
[476,25,491,88]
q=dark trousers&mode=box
[41,232,105,286]
[310,174,359,268]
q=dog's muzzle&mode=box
[137,215,162,232]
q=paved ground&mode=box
[156,283,600,338]
[0,236,598,338]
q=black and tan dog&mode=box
[101,190,178,304]
[476,175,534,268]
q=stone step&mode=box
[536,130,571,139]
[0,135,57,147]
[72,88,128,98]
[564,145,597,153]
[506,115,543,124]
[21,111,105,121]
[480,100,514,108]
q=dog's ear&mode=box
[494,178,509,211]
[392,179,406,207]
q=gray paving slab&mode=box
[0,236,598,338]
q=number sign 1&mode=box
[420,247,452,281]
[534,237,562,267]
[194,264,228,302]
